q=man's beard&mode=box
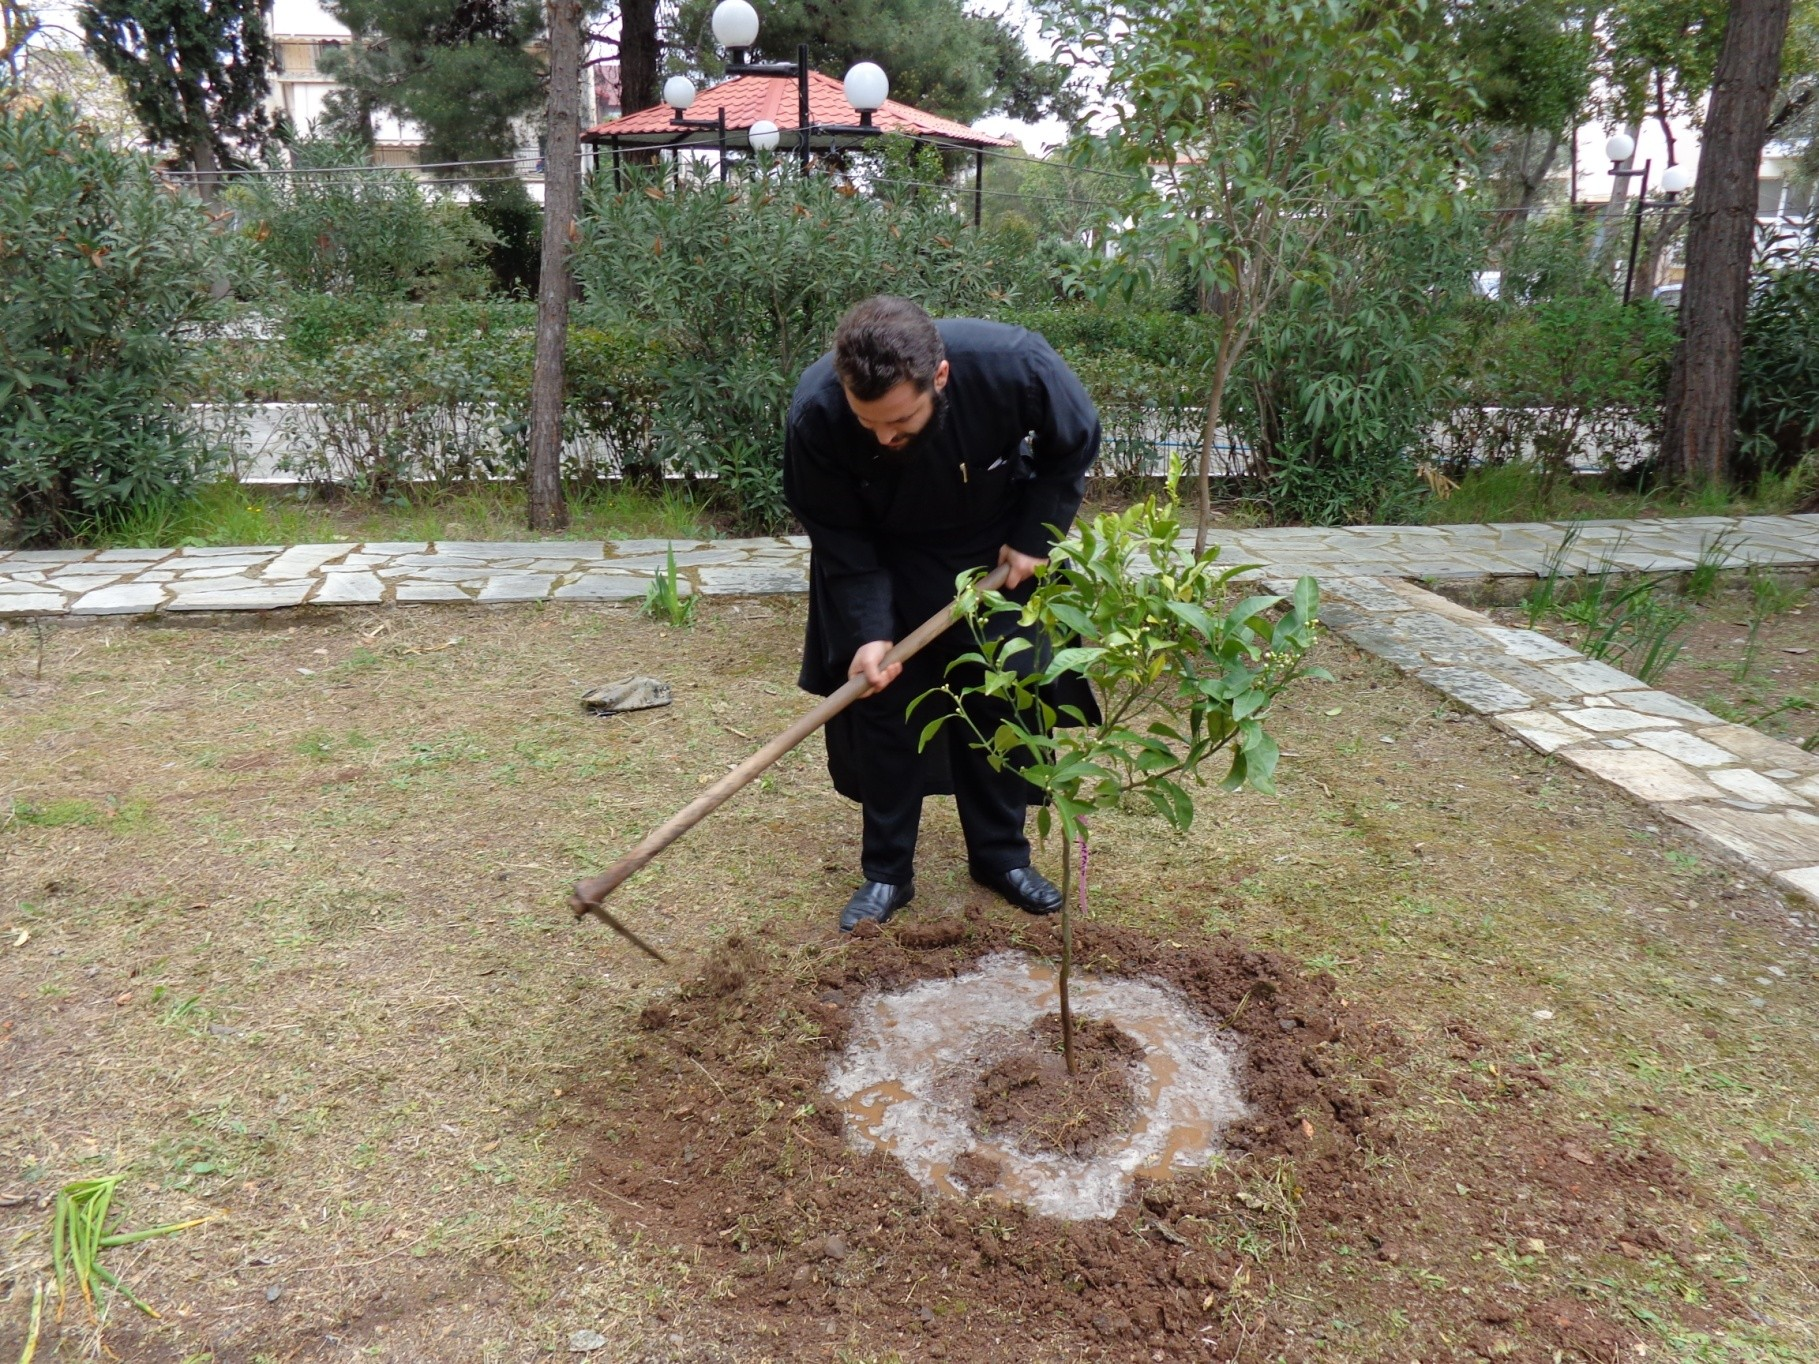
[876,389,949,464]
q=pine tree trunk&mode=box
[190,130,222,201]
[619,0,660,113]
[527,0,580,533]
[1658,0,1795,486]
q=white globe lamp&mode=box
[1605,132,1636,164]
[844,62,889,124]
[663,75,697,112]
[748,119,780,152]
[712,0,760,52]
[1661,163,1692,195]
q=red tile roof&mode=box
[582,68,1012,148]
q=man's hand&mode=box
[998,544,1047,591]
[849,640,902,694]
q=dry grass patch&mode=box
[0,601,1813,1362]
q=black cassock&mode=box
[783,319,1102,883]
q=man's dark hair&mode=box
[833,296,946,401]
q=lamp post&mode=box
[662,75,730,182]
[705,0,891,170]
[1607,132,1693,304]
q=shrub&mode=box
[229,136,492,300]
[1738,239,1819,475]
[1427,216,1677,483]
[0,94,236,546]
[1237,219,1482,524]
[573,150,1029,532]
[258,304,531,492]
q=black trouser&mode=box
[850,615,1039,886]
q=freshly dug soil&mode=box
[573,911,1734,1362]
[970,1013,1143,1158]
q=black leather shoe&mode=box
[973,865,1062,915]
[839,880,914,932]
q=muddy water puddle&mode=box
[828,951,1247,1220]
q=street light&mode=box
[664,74,730,182]
[749,119,780,152]
[1606,133,1690,305]
[843,62,888,127]
[709,0,892,167]
[711,0,760,58]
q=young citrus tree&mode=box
[917,473,1324,1071]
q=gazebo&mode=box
[581,67,1015,224]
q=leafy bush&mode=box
[1236,219,1481,524]
[255,303,532,493]
[213,301,686,495]
[230,136,492,300]
[1738,239,1819,474]
[573,149,1030,532]
[1427,217,1677,483]
[0,94,236,546]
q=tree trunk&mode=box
[619,0,659,112]
[190,128,222,201]
[1637,204,1689,299]
[527,0,581,532]
[1659,0,1794,486]
[1192,328,1244,556]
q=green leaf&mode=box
[916,716,948,753]
[1048,646,1106,674]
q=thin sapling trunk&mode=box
[1058,825,1077,1076]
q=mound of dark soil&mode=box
[971,1013,1142,1158]
[571,912,1730,1362]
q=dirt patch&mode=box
[573,916,1725,1361]
[971,1013,1142,1158]
[1,606,1811,1361]
[1475,570,1819,744]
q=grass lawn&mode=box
[45,459,1819,558]
[0,603,1815,1362]
[70,481,713,552]
[1416,464,1814,528]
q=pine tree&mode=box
[79,0,278,191]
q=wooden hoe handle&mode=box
[569,563,1013,960]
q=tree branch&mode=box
[1767,84,1815,140]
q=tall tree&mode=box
[3,0,42,84]
[78,0,278,191]
[318,0,544,166]
[1045,0,1475,547]
[1659,0,1796,483]
[527,0,579,531]
[319,0,546,292]
[673,0,1081,123]
[616,0,657,113]
[1457,0,1595,221]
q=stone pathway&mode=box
[1305,575,1819,906]
[8,512,1819,903]
[0,538,812,616]
[4,514,1819,618]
